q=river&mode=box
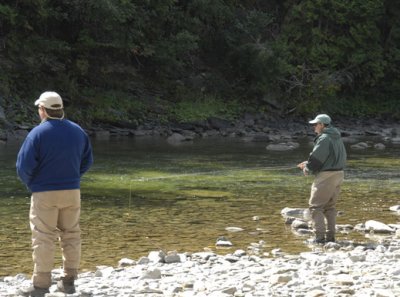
[1,136,400,277]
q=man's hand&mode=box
[297,161,309,176]
[297,161,307,170]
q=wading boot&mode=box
[326,236,335,243]
[313,234,326,245]
[18,286,50,297]
[30,287,50,297]
[326,231,335,243]
[57,277,76,294]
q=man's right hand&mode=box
[297,161,307,170]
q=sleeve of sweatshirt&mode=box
[80,136,93,176]
[16,137,38,187]
[306,137,330,174]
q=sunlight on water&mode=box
[1,137,400,276]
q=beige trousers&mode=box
[309,171,344,240]
[30,189,81,288]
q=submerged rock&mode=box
[225,227,244,232]
[266,142,299,151]
[291,219,309,229]
[374,143,386,150]
[350,142,369,150]
[215,236,233,247]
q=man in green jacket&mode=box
[297,114,346,244]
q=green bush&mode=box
[171,94,242,123]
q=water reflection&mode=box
[1,136,400,276]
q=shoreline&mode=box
[2,239,400,297]
[3,115,400,145]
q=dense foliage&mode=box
[0,0,399,126]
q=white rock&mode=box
[165,252,181,263]
[305,289,326,297]
[137,256,150,265]
[389,224,400,230]
[365,220,394,233]
[192,252,215,260]
[269,274,292,284]
[94,266,114,278]
[375,245,387,253]
[389,205,400,212]
[216,237,233,247]
[329,274,354,285]
[233,249,247,257]
[140,268,161,279]
[281,207,306,218]
[224,255,239,263]
[148,250,166,262]
[348,254,366,262]
[118,258,135,267]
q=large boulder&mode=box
[167,132,188,144]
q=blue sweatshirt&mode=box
[16,119,93,192]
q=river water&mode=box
[1,136,400,277]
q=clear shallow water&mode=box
[1,136,400,276]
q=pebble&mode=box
[3,240,400,297]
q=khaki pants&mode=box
[309,171,344,241]
[30,190,81,288]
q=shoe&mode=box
[57,277,76,294]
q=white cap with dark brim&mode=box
[309,114,331,125]
[34,91,63,110]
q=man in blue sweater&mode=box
[16,91,93,297]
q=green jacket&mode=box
[306,126,347,174]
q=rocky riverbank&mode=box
[3,112,400,150]
[2,240,400,297]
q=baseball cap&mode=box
[34,91,63,110]
[309,114,331,125]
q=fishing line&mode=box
[127,165,298,207]
[129,165,298,182]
